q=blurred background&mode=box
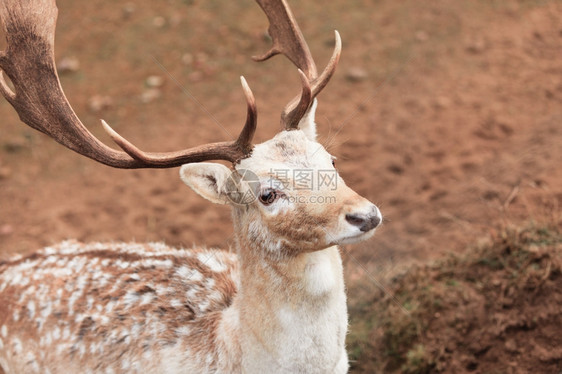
[1,0,560,372]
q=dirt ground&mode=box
[0,0,561,371]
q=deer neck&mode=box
[221,219,349,373]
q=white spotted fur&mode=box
[0,105,381,373]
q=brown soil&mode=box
[1,0,561,372]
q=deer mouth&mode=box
[331,228,377,246]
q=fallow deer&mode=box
[0,0,382,373]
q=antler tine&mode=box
[0,70,16,103]
[309,31,341,101]
[235,76,258,152]
[283,69,312,130]
[282,32,341,129]
[0,52,15,102]
[0,0,256,169]
[254,0,342,130]
[101,77,258,166]
[253,0,317,80]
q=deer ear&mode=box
[180,163,232,205]
[298,98,318,141]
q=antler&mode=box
[0,0,256,168]
[254,0,342,130]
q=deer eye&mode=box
[332,159,336,167]
[259,188,278,205]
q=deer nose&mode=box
[345,208,381,232]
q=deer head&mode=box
[0,0,381,257]
[180,112,381,257]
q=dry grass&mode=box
[348,220,562,373]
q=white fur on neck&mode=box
[231,245,348,374]
[303,246,339,296]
